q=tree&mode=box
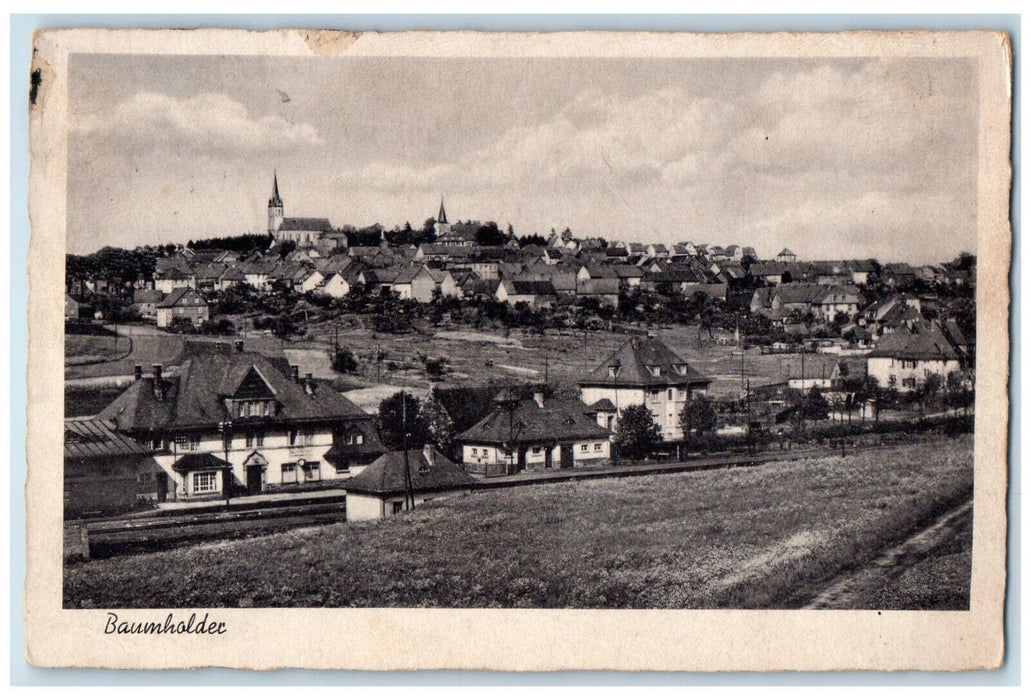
[803,386,829,420]
[420,395,456,455]
[474,221,507,247]
[613,404,663,461]
[680,395,718,438]
[377,391,430,450]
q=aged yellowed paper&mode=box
[27,29,1010,670]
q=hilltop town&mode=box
[64,175,976,523]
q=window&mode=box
[594,443,603,452]
[303,462,321,481]
[531,446,541,455]
[580,444,588,452]
[667,389,673,401]
[192,471,218,493]
[392,502,404,515]
[470,448,478,456]
[902,377,917,389]
[677,389,686,400]
[281,463,297,483]
[175,434,200,452]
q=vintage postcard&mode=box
[25,29,1011,671]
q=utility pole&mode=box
[401,390,414,511]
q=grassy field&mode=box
[309,322,839,399]
[64,438,973,609]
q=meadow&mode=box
[64,437,973,609]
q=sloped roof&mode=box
[503,280,558,297]
[156,287,207,308]
[774,283,827,305]
[457,397,610,446]
[342,447,475,496]
[868,322,960,360]
[279,217,332,232]
[578,278,621,295]
[96,344,371,433]
[171,452,230,472]
[64,419,151,459]
[132,289,165,304]
[581,336,711,388]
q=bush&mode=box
[332,349,359,374]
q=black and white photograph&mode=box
[26,28,1010,671]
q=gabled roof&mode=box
[96,343,371,433]
[457,398,610,446]
[156,287,207,308]
[581,336,710,388]
[279,217,332,232]
[343,447,474,496]
[502,280,558,297]
[868,322,960,361]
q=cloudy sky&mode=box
[68,54,978,262]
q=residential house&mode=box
[155,287,209,329]
[866,321,962,391]
[132,288,165,321]
[64,294,82,320]
[576,278,621,307]
[812,285,865,322]
[457,388,612,475]
[96,342,383,501]
[153,266,196,294]
[579,336,711,441]
[343,445,476,521]
[776,248,798,263]
[495,279,558,309]
[318,271,351,299]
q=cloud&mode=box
[73,92,321,156]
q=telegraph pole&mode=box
[401,390,414,511]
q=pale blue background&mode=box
[9,13,1020,686]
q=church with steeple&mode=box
[266,172,336,247]
[433,197,473,247]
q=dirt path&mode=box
[803,497,973,609]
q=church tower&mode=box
[268,172,284,236]
[434,196,452,237]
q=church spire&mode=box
[437,196,448,224]
[269,171,283,208]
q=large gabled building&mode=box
[579,336,710,441]
[866,321,963,391]
[95,341,383,500]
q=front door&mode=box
[246,465,263,495]
[544,447,553,470]
[560,444,574,470]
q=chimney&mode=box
[152,364,164,400]
[422,444,435,469]
[533,387,545,408]
[133,365,143,381]
[291,365,300,382]
[235,340,244,352]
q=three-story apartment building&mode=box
[579,336,711,441]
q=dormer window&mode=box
[647,365,662,377]
[674,364,688,376]
[608,365,620,378]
